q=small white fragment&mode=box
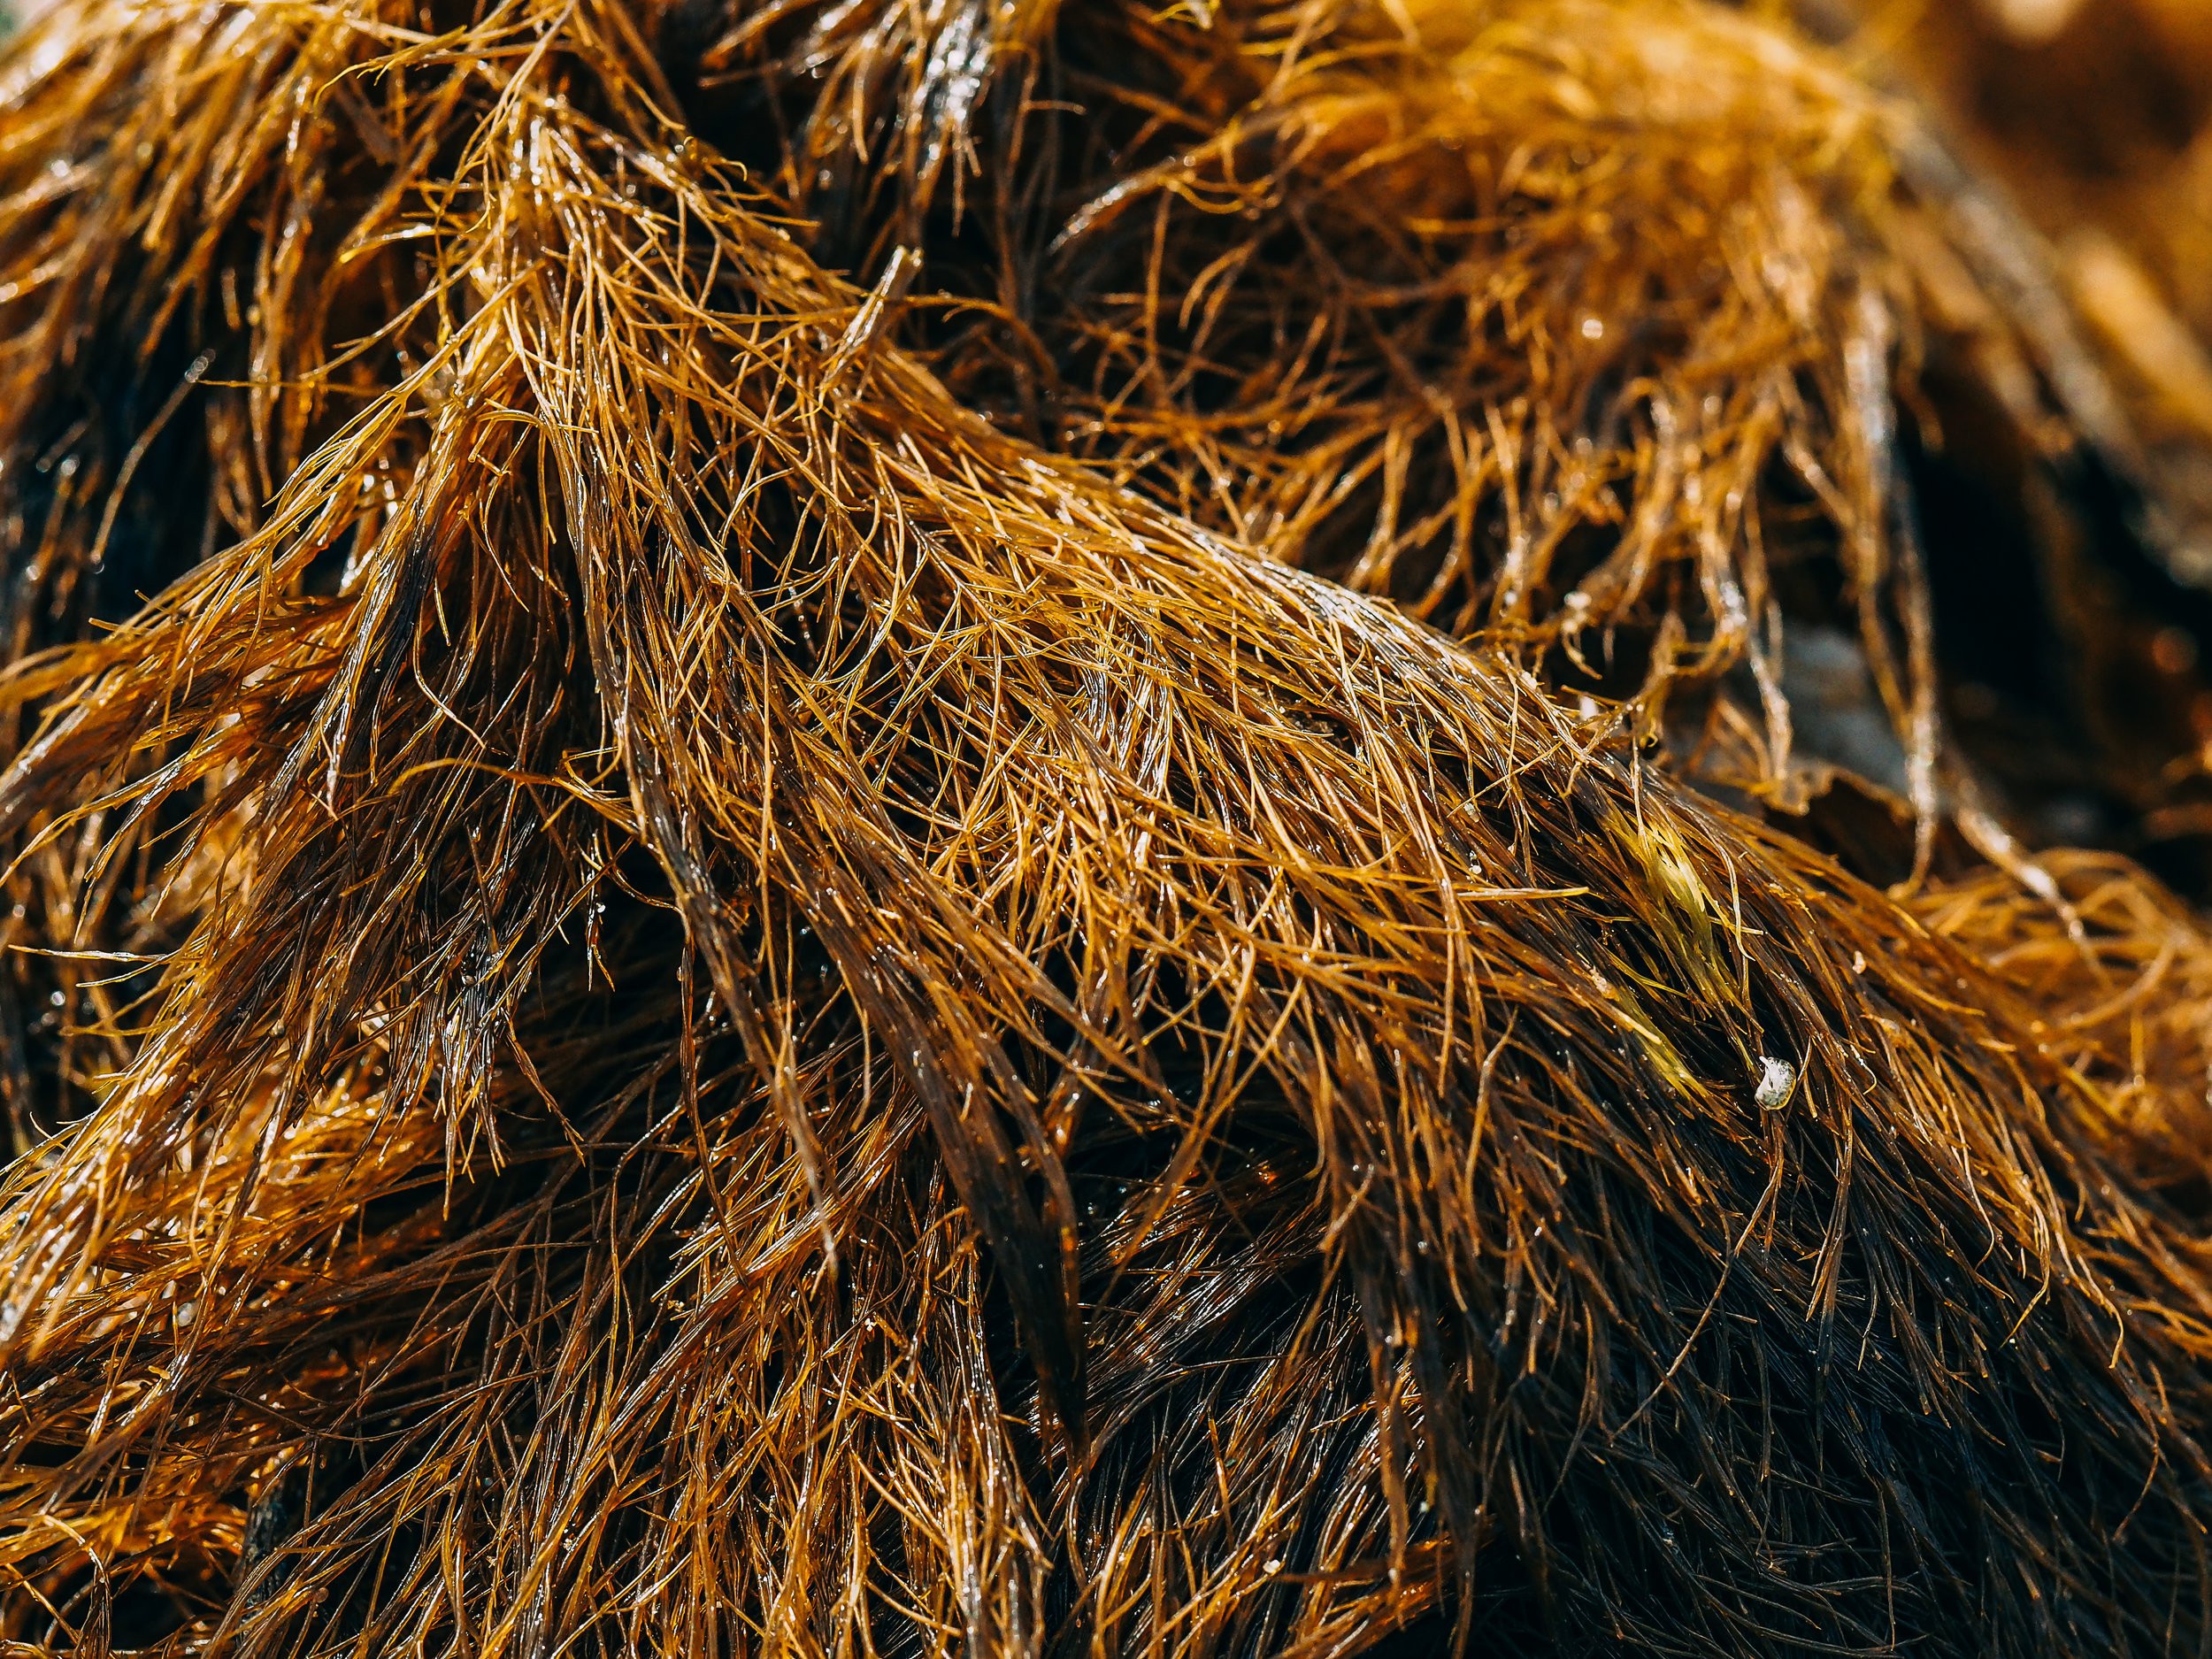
[1754,1056,1796,1111]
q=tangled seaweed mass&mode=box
[14,0,2212,1652]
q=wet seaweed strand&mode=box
[2,1,2212,1655]
[713,0,1941,816]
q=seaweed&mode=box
[1,2,2212,1655]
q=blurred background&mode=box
[1777,0,2212,897]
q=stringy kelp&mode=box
[709,0,1937,812]
[6,0,2212,1655]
